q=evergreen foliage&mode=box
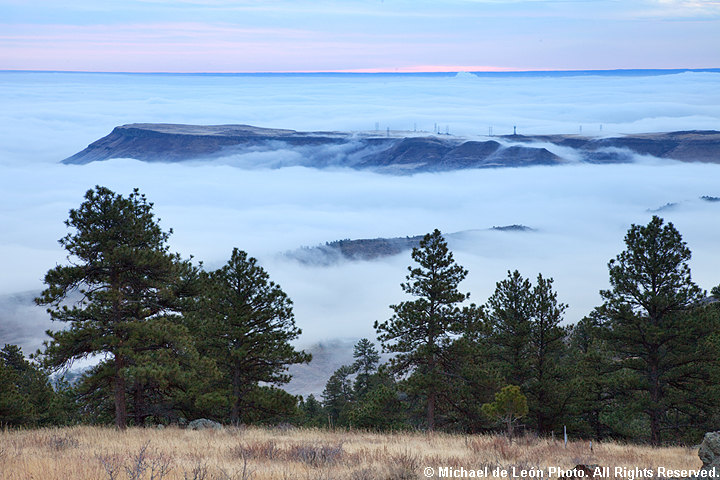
[322,364,354,426]
[316,339,404,430]
[374,229,480,430]
[526,274,569,434]
[35,186,199,429]
[351,338,380,399]
[565,314,619,439]
[0,344,60,426]
[190,248,311,424]
[349,381,407,430]
[598,216,717,445]
[433,337,501,433]
[12,188,720,444]
[298,394,326,427]
[485,270,533,387]
[485,271,569,433]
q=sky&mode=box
[1,70,719,357]
[1,0,719,72]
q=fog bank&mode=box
[1,71,719,355]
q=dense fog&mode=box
[1,70,719,355]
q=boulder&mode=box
[699,432,720,468]
[187,418,223,431]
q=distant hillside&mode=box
[284,339,360,397]
[507,130,720,163]
[285,226,535,265]
[62,124,720,173]
[0,291,53,356]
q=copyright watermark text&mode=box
[422,466,719,478]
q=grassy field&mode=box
[0,426,701,480]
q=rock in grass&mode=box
[187,418,223,430]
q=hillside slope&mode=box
[64,124,720,173]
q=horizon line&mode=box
[2,67,720,75]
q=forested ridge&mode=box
[2,186,719,446]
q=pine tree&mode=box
[0,345,56,426]
[485,270,533,387]
[36,186,195,429]
[236,386,300,425]
[0,344,81,427]
[0,358,29,426]
[351,338,380,399]
[598,216,710,445]
[193,248,311,424]
[375,229,478,430]
[322,365,354,426]
[298,394,326,427]
[565,314,617,439]
[349,376,407,430]
[710,284,720,300]
[123,307,210,425]
[435,337,502,433]
[485,271,570,434]
[526,274,568,434]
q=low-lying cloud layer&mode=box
[1,71,719,356]
[2,71,720,165]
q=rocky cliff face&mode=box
[62,124,720,173]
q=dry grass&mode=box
[0,426,701,480]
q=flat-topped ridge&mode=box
[62,124,720,172]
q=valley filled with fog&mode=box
[1,70,719,363]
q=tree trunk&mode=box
[649,356,661,446]
[111,274,127,430]
[133,380,144,426]
[427,324,437,432]
[592,403,602,440]
[427,389,436,431]
[231,364,241,424]
[114,355,127,430]
[650,409,660,446]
